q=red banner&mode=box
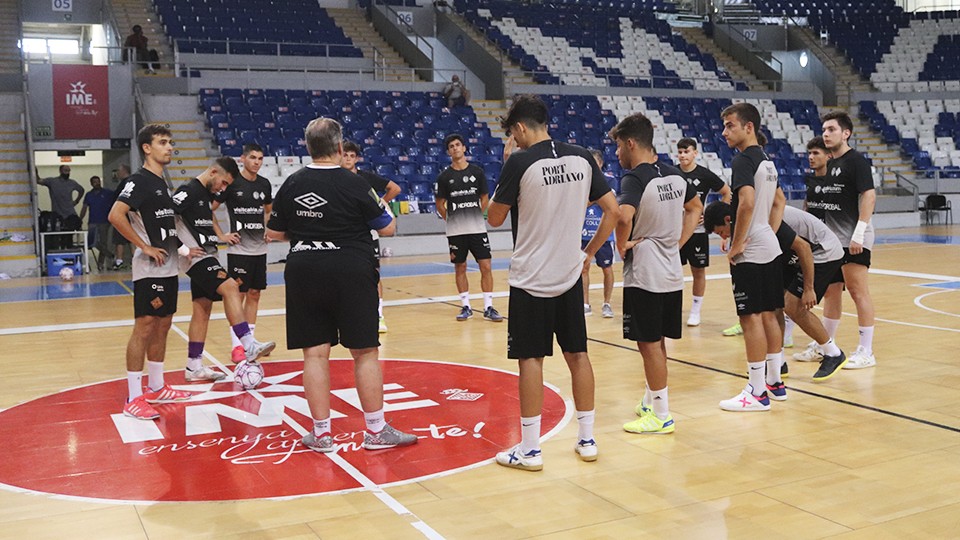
[52,64,110,139]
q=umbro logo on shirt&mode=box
[294,192,328,210]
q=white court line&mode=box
[168,324,446,540]
[4,267,959,337]
[913,289,960,319]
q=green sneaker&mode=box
[722,323,743,336]
[623,413,675,434]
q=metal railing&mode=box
[373,0,435,63]
[508,69,808,94]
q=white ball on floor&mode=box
[234,360,264,390]
[59,267,75,281]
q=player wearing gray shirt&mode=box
[612,113,702,436]
[717,103,788,413]
[39,165,84,219]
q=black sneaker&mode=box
[456,305,473,321]
[780,360,789,379]
[812,352,847,382]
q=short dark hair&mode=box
[703,201,733,233]
[609,113,654,150]
[443,133,465,150]
[132,25,142,33]
[342,140,361,154]
[721,103,767,146]
[678,137,698,151]
[588,147,603,164]
[136,123,172,157]
[90,175,101,182]
[822,111,854,135]
[215,156,240,179]
[806,136,827,152]
[500,95,548,134]
[242,143,263,155]
[304,117,342,159]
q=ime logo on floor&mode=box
[0,359,566,502]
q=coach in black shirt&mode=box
[266,117,417,453]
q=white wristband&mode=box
[177,245,190,257]
[851,220,868,244]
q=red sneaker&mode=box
[231,345,246,364]
[123,396,160,420]
[142,385,194,404]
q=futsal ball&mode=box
[58,267,75,281]
[234,360,264,390]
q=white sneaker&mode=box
[584,304,592,316]
[244,339,276,363]
[495,444,543,471]
[842,346,876,369]
[185,365,226,382]
[574,439,598,462]
[687,312,701,327]
[601,303,614,318]
[793,341,823,362]
[719,385,771,412]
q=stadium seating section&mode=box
[201,88,824,208]
[457,0,747,90]
[757,1,960,88]
[860,98,960,178]
[154,0,362,57]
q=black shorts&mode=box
[581,239,613,268]
[188,257,230,301]
[679,233,710,268]
[730,260,785,316]
[448,233,491,264]
[112,226,130,246]
[227,254,268,292]
[781,253,799,290]
[507,278,587,359]
[830,248,872,284]
[284,252,380,350]
[623,288,682,342]
[133,276,178,318]
[787,258,844,303]
[372,237,381,269]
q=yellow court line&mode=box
[116,279,134,295]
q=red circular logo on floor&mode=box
[0,359,568,503]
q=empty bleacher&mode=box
[154,0,363,57]
[457,0,746,90]
[860,98,960,179]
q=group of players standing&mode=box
[108,93,878,463]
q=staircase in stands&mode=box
[0,97,37,277]
[110,0,175,76]
[143,95,218,192]
[0,0,20,75]
[793,27,874,109]
[442,11,537,96]
[327,8,424,82]
[675,26,767,92]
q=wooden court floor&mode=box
[1,225,959,539]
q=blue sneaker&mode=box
[483,306,503,322]
[456,305,473,321]
[495,444,543,471]
[766,381,788,401]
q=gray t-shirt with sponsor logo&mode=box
[435,163,488,237]
[730,146,782,265]
[115,168,180,280]
[618,161,698,293]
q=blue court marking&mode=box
[874,234,960,245]
[918,281,960,290]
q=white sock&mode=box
[127,371,143,400]
[115,258,123,266]
[313,417,331,437]
[821,337,842,357]
[483,292,493,310]
[823,317,841,340]
[858,326,874,354]
[186,355,203,371]
[748,361,766,395]
[378,298,384,318]
[576,410,595,441]
[147,361,165,391]
[249,323,256,335]
[459,292,471,308]
[691,295,703,314]
[230,327,241,348]
[642,384,652,407]
[520,415,541,454]
[765,351,783,386]
[364,408,386,434]
[784,314,795,340]
[650,387,669,420]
